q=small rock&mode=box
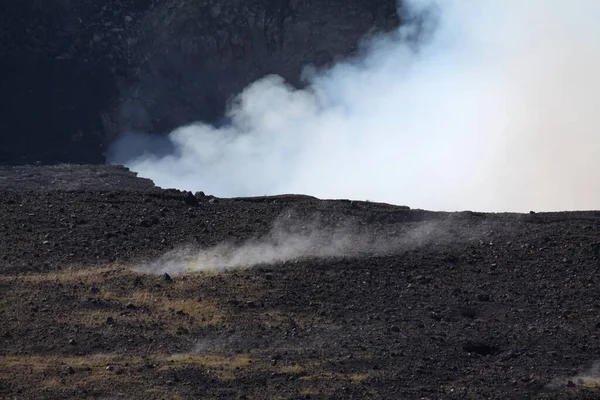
[566,380,576,387]
[477,294,491,302]
[124,15,133,23]
[211,4,222,17]
[163,273,173,283]
[106,317,115,325]
[390,325,400,333]
[462,341,500,356]
[138,218,151,227]
[106,365,114,371]
[460,308,478,319]
[184,191,199,207]
[69,339,77,345]
[65,366,75,375]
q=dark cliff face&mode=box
[0,0,400,165]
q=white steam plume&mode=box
[109,0,600,212]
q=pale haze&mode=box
[108,0,600,212]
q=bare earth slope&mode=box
[1,165,600,399]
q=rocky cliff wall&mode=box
[0,0,401,165]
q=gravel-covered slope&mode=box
[1,166,600,399]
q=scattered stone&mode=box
[65,366,75,375]
[593,242,600,259]
[477,294,491,302]
[462,341,500,356]
[163,273,173,283]
[133,276,144,287]
[184,191,199,207]
[106,365,114,371]
[124,15,132,23]
[106,317,115,325]
[68,339,77,345]
[460,308,478,319]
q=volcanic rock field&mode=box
[1,164,599,399]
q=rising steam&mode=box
[135,211,464,274]
[109,0,600,212]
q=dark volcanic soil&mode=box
[1,165,600,399]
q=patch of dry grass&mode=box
[3,266,127,285]
[0,354,145,369]
[165,354,253,370]
[299,371,377,384]
[97,289,225,326]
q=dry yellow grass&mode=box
[165,354,253,369]
[1,266,127,284]
[299,371,377,383]
[279,364,305,374]
[0,354,145,369]
[97,289,225,326]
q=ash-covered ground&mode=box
[1,164,600,399]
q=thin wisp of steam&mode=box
[545,360,600,391]
[109,0,600,212]
[136,211,452,274]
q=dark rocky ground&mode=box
[2,165,600,399]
